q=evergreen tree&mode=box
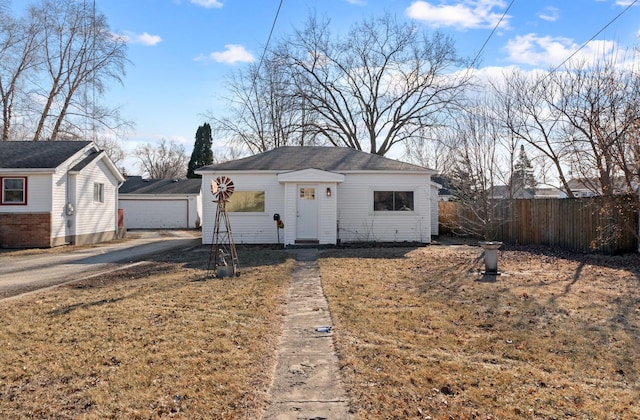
[510,144,537,195]
[187,123,214,178]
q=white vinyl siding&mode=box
[94,183,104,203]
[430,182,439,236]
[70,159,119,241]
[201,173,284,244]
[199,170,432,245]
[0,173,52,213]
[336,173,431,243]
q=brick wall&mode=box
[0,213,51,248]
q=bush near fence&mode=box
[438,195,639,254]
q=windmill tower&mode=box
[208,176,240,278]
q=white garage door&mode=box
[120,199,188,229]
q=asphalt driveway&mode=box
[0,230,201,299]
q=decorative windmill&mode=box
[207,176,239,278]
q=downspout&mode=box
[116,179,124,237]
[64,170,74,245]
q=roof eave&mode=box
[0,168,55,174]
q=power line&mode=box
[470,0,516,68]
[545,0,638,76]
[255,0,284,78]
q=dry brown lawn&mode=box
[0,246,294,419]
[1,241,639,419]
[319,243,640,419]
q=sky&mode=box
[84,0,640,174]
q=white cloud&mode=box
[616,0,636,6]
[406,0,510,29]
[114,31,162,46]
[538,6,559,22]
[195,44,255,64]
[190,0,223,8]
[504,33,618,67]
[345,0,366,4]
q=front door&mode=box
[296,185,318,240]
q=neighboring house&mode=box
[559,177,639,198]
[0,141,125,248]
[488,185,535,200]
[533,187,564,199]
[561,178,600,198]
[196,146,436,246]
[118,176,202,229]
[488,185,564,200]
[432,175,454,201]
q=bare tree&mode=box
[446,101,510,240]
[27,0,128,140]
[0,11,40,140]
[403,125,458,173]
[134,139,188,179]
[94,135,125,169]
[494,69,574,195]
[548,56,640,196]
[210,50,314,154]
[240,13,468,156]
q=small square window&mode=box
[299,188,315,200]
[2,177,26,204]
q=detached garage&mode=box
[118,176,202,229]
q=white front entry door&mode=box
[296,185,318,240]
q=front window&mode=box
[94,183,104,203]
[227,191,265,212]
[374,191,414,211]
[2,177,26,204]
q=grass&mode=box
[0,247,294,419]
[319,244,640,418]
[2,241,639,418]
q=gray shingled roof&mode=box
[119,176,201,195]
[69,150,100,172]
[0,141,92,169]
[198,146,430,172]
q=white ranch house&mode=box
[196,146,439,247]
[0,141,125,248]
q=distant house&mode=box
[0,141,125,248]
[118,176,202,229]
[432,175,454,201]
[560,178,600,198]
[488,185,535,200]
[196,146,437,246]
[488,185,564,200]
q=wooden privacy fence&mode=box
[439,196,639,254]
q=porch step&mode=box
[294,239,320,245]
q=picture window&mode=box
[373,191,414,211]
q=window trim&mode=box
[1,176,27,205]
[373,190,415,212]
[94,182,104,203]
[227,190,266,213]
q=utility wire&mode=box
[539,0,638,84]
[470,0,516,68]
[254,0,284,81]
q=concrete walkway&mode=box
[263,248,352,420]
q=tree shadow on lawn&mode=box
[111,243,292,272]
[47,297,125,316]
[500,242,640,287]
